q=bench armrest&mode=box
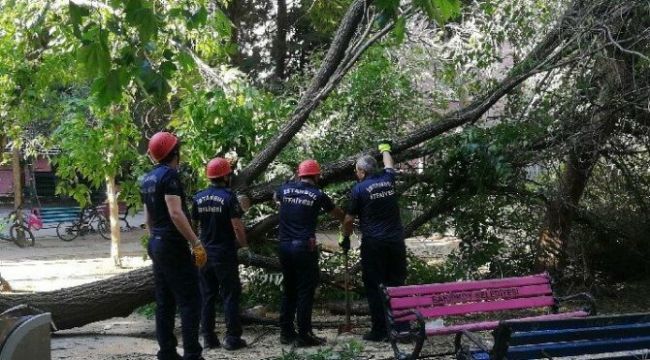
[557,292,597,315]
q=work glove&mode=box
[338,233,351,253]
[378,139,392,153]
[192,244,207,268]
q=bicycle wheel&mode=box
[56,222,80,241]
[96,216,111,240]
[10,223,34,247]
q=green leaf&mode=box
[414,0,461,24]
[188,6,208,30]
[375,0,399,18]
[137,60,170,99]
[124,0,158,42]
[393,17,406,43]
[212,7,232,37]
[77,36,111,77]
[91,68,127,107]
[160,60,177,78]
[69,2,90,38]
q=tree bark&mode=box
[0,251,340,330]
[272,0,288,81]
[12,145,25,243]
[536,56,631,273]
[106,174,122,267]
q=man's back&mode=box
[276,181,334,246]
[192,185,241,259]
[349,169,403,242]
[141,164,186,237]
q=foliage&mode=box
[135,302,156,319]
[241,267,284,309]
[275,340,363,360]
[52,98,141,206]
[172,82,291,190]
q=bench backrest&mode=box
[385,273,555,322]
[37,207,81,224]
[494,313,650,360]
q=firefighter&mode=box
[340,141,407,342]
[192,157,248,351]
[141,131,207,360]
[275,159,345,347]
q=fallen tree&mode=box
[0,0,617,331]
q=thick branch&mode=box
[234,0,370,188]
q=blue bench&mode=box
[35,207,81,229]
[457,313,650,360]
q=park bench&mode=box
[0,305,52,360]
[34,207,81,230]
[381,273,595,360]
[457,312,650,360]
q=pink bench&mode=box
[381,273,595,359]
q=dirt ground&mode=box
[1,228,462,360]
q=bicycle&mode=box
[56,205,110,242]
[0,211,35,247]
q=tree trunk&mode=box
[106,174,121,267]
[12,145,24,243]
[0,267,154,330]
[272,0,288,81]
[536,56,631,273]
[0,252,339,330]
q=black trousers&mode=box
[279,248,320,336]
[199,259,243,341]
[360,240,407,334]
[149,235,202,360]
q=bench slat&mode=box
[387,273,550,298]
[510,322,650,346]
[424,310,588,336]
[507,335,650,360]
[390,283,553,310]
[395,295,556,321]
[506,312,650,332]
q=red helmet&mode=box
[298,159,321,177]
[148,132,179,162]
[206,157,232,179]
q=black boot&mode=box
[223,337,247,351]
[280,330,298,345]
[362,330,388,342]
[295,332,326,347]
[202,333,221,349]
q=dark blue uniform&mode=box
[276,181,335,336]
[348,168,406,335]
[141,164,202,360]
[191,185,244,345]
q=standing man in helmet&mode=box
[191,157,248,351]
[340,142,407,342]
[275,159,345,347]
[141,131,207,360]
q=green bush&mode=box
[275,340,364,360]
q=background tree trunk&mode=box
[12,145,24,243]
[106,174,121,267]
[536,56,631,273]
[272,0,288,81]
